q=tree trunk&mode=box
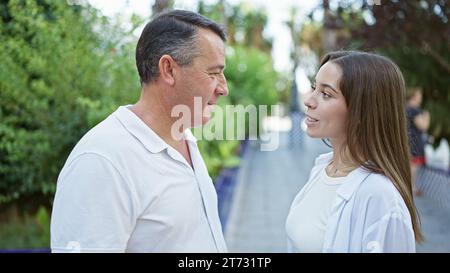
[152,0,171,16]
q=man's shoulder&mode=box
[66,113,136,164]
[82,114,127,145]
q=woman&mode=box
[406,87,430,196]
[285,51,423,253]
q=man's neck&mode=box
[130,96,194,169]
[130,90,186,148]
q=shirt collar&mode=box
[184,126,198,144]
[113,105,197,154]
[316,152,372,201]
[335,167,372,201]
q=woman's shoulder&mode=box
[355,172,409,215]
[357,172,399,200]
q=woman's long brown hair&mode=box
[320,51,423,243]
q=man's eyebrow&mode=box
[207,65,225,71]
[320,83,339,93]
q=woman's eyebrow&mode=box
[320,83,339,93]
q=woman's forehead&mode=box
[316,62,342,86]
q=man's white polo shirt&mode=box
[51,105,227,253]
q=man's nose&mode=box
[216,74,228,96]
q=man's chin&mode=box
[201,116,211,126]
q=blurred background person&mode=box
[406,87,430,196]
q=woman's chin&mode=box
[306,128,315,138]
[306,129,319,138]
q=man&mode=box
[51,10,229,252]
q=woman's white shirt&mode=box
[285,152,416,253]
[286,167,345,252]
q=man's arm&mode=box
[51,153,136,253]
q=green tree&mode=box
[342,0,450,141]
[198,1,273,52]
[296,0,449,141]
[0,0,139,205]
[193,2,284,178]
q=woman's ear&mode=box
[158,55,176,86]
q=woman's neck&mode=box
[328,139,359,177]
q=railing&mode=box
[215,139,249,232]
[416,166,450,209]
[0,248,50,253]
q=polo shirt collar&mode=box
[184,126,198,144]
[113,105,197,154]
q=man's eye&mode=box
[310,83,316,91]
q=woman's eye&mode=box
[310,84,316,91]
[321,91,331,98]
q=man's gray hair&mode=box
[136,9,227,85]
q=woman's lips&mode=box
[305,114,319,125]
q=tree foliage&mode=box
[0,0,283,206]
[0,0,140,204]
[299,0,450,141]
[347,0,450,141]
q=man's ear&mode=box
[158,55,177,86]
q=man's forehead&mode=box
[194,29,226,67]
[197,28,225,50]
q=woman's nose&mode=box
[304,92,316,109]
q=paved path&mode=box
[415,196,450,252]
[224,131,450,252]
[224,132,330,252]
